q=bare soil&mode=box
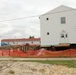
[0,61,76,75]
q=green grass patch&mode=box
[0,60,76,68]
[21,60,76,68]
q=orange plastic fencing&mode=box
[0,49,76,57]
[27,49,76,57]
[0,50,27,57]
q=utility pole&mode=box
[0,36,1,46]
[14,36,16,45]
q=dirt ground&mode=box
[0,61,76,75]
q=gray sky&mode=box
[0,0,76,39]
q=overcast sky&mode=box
[0,0,76,39]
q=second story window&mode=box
[46,18,49,20]
[61,17,66,24]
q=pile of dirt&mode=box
[0,61,76,75]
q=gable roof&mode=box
[1,38,40,42]
[41,5,75,16]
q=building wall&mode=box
[40,9,76,46]
[1,40,40,46]
[15,41,40,45]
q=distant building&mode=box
[40,5,76,46]
[1,38,40,46]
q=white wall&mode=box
[40,9,76,46]
[2,40,40,45]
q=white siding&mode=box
[40,6,76,46]
[3,40,40,45]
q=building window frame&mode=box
[61,17,66,24]
[66,34,68,38]
[61,34,64,38]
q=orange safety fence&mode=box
[0,49,76,57]
[0,50,27,57]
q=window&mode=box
[13,42,15,44]
[46,18,49,20]
[8,42,9,44]
[47,32,49,35]
[61,17,66,24]
[31,42,33,44]
[66,34,68,37]
[61,34,64,38]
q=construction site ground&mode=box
[0,60,76,75]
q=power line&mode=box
[0,9,75,22]
[0,15,39,22]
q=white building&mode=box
[40,5,76,47]
[1,38,40,46]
